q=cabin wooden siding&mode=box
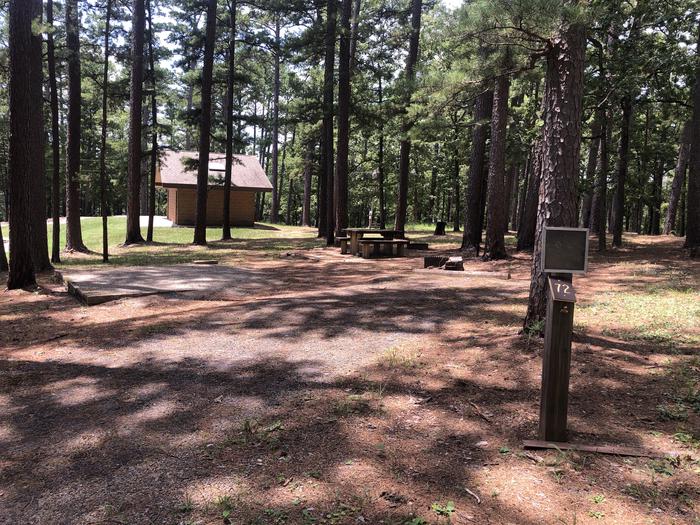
[167,188,256,226]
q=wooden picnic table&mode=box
[344,228,403,255]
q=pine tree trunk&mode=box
[377,77,386,229]
[484,73,510,260]
[462,89,493,251]
[517,138,542,251]
[394,0,422,235]
[99,0,112,260]
[650,159,664,235]
[193,0,217,245]
[685,23,700,257]
[125,0,146,244]
[335,0,352,237]
[47,0,61,264]
[7,0,37,288]
[270,17,281,223]
[428,144,438,221]
[524,22,585,328]
[580,117,601,228]
[222,0,237,240]
[65,0,87,252]
[516,154,530,232]
[611,96,632,248]
[664,121,691,235]
[452,149,460,232]
[301,142,313,226]
[591,114,608,251]
[28,0,51,271]
[320,0,336,243]
[503,163,517,232]
[146,0,157,243]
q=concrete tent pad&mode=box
[59,265,269,305]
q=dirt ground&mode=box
[1,234,699,525]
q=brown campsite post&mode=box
[539,275,576,441]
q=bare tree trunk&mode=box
[65,0,87,252]
[125,0,146,244]
[99,0,112,260]
[517,138,542,251]
[580,117,601,228]
[685,23,700,257]
[270,16,281,223]
[321,0,336,243]
[611,96,632,248]
[28,0,51,271]
[394,0,422,235]
[503,163,517,232]
[377,76,386,229]
[462,89,493,252]
[47,0,61,264]
[650,159,664,235]
[146,0,157,243]
[301,142,313,226]
[524,22,585,328]
[222,0,237,240]
[193,0,217,245]
[591,114,608,251]
[452,148,460,232]
[7,0,37,288]
[428,143,439,221]
[335,0,352,237]
[664,121,691,235]
[484,72,510,260]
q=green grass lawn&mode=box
[32,217,322,268]
[2,217,503,268]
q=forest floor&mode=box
[1,227,699,525]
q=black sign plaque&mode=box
[541,227,589,274]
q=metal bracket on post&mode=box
[539,274,576,442]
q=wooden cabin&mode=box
[156,150,272,226]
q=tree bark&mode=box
[320,0,336,243]
[664,121,691,235]
[524,22,585,328]
[590,113,608,251]
[462,89,493,251]
[484,73,510,260]
[580,117,600,228]
[99,0,113,260]
[335,0,352,237]
[517,138,542,251]
[47,0,61,264]
[394,0,422,234]
[222,0,237,240]
[193,0,217,245]
[611,96,632,248]
[270,17,281,223]
[28,0,51,271]
[7,0,37,288]
[377,76,386,229]
[146,0,157,243]
[452,147,461,232]
[301,142,313,226]
[65,0,87,252]
[686,23,700,257]
[125,0,146,244]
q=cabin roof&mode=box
[156,150,273,191]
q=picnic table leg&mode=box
[350,232,358,255]
[398,244,406,257]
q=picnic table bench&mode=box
[359,238,409,258]
[344,228,404,256]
